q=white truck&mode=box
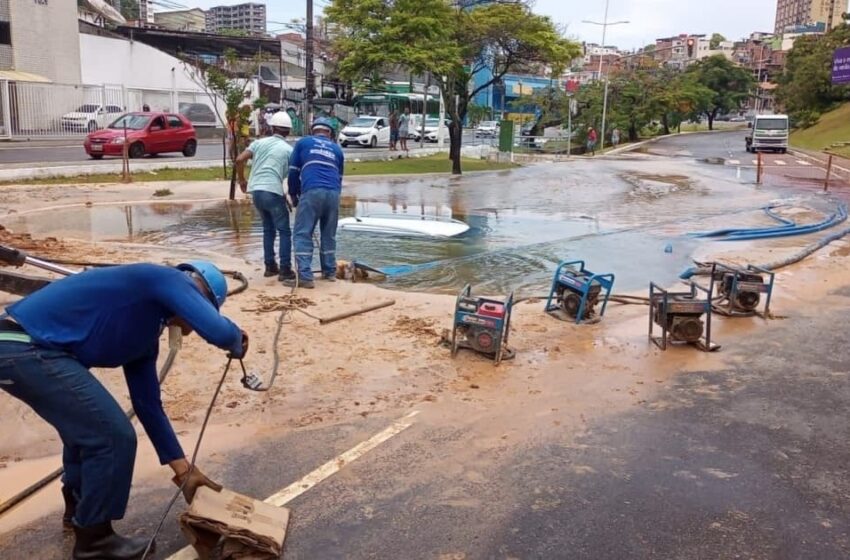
[745,114,789,153]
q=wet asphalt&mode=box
[2,132,850,559]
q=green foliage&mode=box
[709,33,726,49]
[218,28,250,37]
[467,103,491,126]
[115,0,139,20]
[685,55,754,129]
[325,0,580,173]
[777,24,850,129]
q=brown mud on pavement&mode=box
[1,167,850,557]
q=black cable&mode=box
[141,357,235,560]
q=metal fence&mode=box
[0,80,224,139]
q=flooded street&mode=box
[4,146,838,295]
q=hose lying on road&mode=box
[681,224,850,280]
[690,203,848,241]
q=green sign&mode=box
[498,120,514,152]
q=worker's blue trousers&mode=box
[293,188,340,281]
[0,341,136,526]
[252,190,292,270]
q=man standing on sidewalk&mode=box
[284,117,345,289]
[236,111,296,281]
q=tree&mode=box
[111,0,139,20]
[183,49,265,198]
[776,23,850,128]
[685,55,753,130]
[219,28,250,37]
[709,33,726,49]
[326,0,579,174]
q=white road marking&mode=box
[166,410,420,560]
[727,159,740,165]
[798,160,811,166]
[752,159,759,165]
[775,160,787,166]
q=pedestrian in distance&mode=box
[284,117,346,289]
[389,110,400,151]
[399,108,411,152]
[0,261,248,560]
[142,104,150,112]
[611,127,620,149]
[587,126,598,156]
[236,111,296,281]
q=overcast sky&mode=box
[187,0,782,49]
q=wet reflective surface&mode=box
[4,157,836,296]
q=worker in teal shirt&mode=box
[0,261,248,560]
[236,111,295,281]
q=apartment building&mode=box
[774,0,848,34]
[205,3,266,36]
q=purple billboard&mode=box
[833,47,850,85]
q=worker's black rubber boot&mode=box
[263,263,280,277]
[278,267,296,281]
[282,278,314,289]
[72,522,152,560]
[62,486,77,529]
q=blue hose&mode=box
[690,203,847,241]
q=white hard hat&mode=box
[268,111,292,129]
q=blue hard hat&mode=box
[311,117,335,132]
[177,260,228,309]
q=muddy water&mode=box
[3,160,840,295]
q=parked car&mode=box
[178,102,217,127]
[338,116,390,148]
[475,120,500,137]
[61,103,125,132]
[412,118,451,142]
[84,112,197,159]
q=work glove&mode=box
[228,330,249,360]
[172,466,222,504]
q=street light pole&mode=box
[305,0,315,131]
[582,1,628,153]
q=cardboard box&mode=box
[179,486,290,560]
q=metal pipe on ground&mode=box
[318,300,395,324]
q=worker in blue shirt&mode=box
[0,261,248,560]
[284,117,345,289]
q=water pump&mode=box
[649,280,719,352]
[450,284,514,365]
[544,260,615,324]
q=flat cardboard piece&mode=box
[179,486,290,560]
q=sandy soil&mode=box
[2,177,850,535]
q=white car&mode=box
[409,117,448,142]
[475,121,500,137]
[338,116,390,148]
[61,103,125,133]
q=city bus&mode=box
[352,92,440,118]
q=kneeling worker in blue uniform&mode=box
[0,261,248,560]
[284,117,345,288]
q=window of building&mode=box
[0,21,11,46]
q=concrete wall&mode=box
[8,0,80,83]
[80,34,203,91]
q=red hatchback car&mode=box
[84,112,197,159]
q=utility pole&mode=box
[583,0,628,153]
[304,0,315,132]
